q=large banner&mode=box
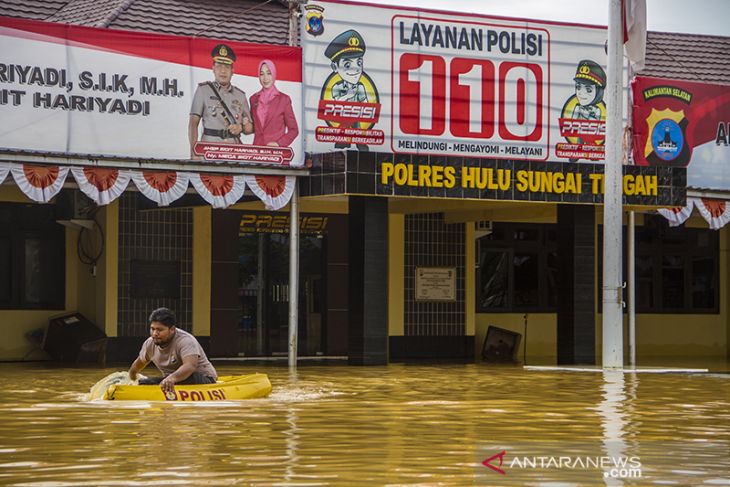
[0,17,303,166]
[301,0,619,162]
[632,76,730,191]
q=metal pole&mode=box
[286,0,301,368]
[602,0,624,369]
[627,58,636,370]
[288,181,300,367]
[628,211,636,368]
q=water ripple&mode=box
[0,363,726,486]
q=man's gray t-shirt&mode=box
[139,328,217,379]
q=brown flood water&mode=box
[0,362,727,486]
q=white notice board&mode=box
[415,267,456,301]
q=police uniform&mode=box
[325,30,369,103]
[190,44,252,143]
[572,60,606,121]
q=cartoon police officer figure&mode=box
[327,30,368,103]
[559,59,608,161]
[571,60,606,121]
[188,44,254,159]
[320,29,379,150]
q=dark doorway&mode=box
[238,232,325,356]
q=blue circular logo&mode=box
[651,119,683,161]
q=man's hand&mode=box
[160,376,176,394]
[227,123,243,136]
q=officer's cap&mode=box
[325,30,366,63]
[212,44,236,65]
[574,60,606,88]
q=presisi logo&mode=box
[239,214,329,234]
[559,119,606,137]
[317,100,380,123]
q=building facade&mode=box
[1,0,728,367]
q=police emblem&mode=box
[651,119,683,161]
[644,108,690,166]
[305,4,325,36]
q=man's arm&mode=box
[128,357,148,381]
[241,98,254,135]
[188,114,202,159]
[159,355,198,394]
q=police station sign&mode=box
[302,0,617,162]
[301,151,686,207]
[0,16,303,165]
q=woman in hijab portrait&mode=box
[249,59,299,147]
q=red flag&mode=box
[623,0,647,70]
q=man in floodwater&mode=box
[128,307,218,394]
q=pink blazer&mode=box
[249,91,299,147]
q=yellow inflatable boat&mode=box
[88,372,272,401]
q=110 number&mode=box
[398,53,545,142]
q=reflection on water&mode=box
[0,363,727,486]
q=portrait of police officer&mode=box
[188,44,254,159]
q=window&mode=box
[599,216,719,314]
[476,224,557,312]
[0,203,65,309]
[637,217,718,313]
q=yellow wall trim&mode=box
[193,206,212,336]
[103,201,118,337]
[388,212,405,336]
[465,222,475,336]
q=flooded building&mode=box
[0,0,728,369]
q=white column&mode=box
[602,0,624,369]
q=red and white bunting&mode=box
[0,162,9,185]
[189,173,246,209]
[70,167,131,205]
[5,162,289,210]
[657,199,695,227]
[10,163,69,203]
[244,175,295,211]
[131,171,189,207]
[695,198,730,230]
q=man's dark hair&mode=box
[148,307,176,328]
